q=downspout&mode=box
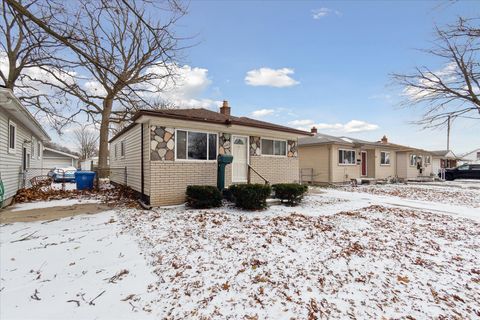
[139,123,151,210]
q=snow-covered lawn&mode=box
[337,182,480,208]
[1,185,479,319]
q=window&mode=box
[261,138,286,156]
[176,130,217,161]
[31,137,36,159]
[37,141,41,159]
[114,144,118,159]
[8,120,16,153]
[425,155,431,165]
[380,151,390,165]
[476,152,480,160]
[120,140,126,158]
[338,149,356,165]
[458,165,469,171]
[409,154,417,166]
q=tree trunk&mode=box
[98,97,113,178]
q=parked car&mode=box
[48,167,78,182]
[443,164,480,181]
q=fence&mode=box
[19,167,54,189]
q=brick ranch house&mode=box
[108,101,311,206]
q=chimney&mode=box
[381,135,388,144]
[220,100,230,116]
[311,126,318,134]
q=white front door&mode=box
[232,136,248,182]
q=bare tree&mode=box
[392,17,480,128]
[6,0,186,176]
[73,125,98,160]
[0,0,78,132]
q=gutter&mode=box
[139,123,151,209]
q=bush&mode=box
[186,185,222,209]
[229,184,271,210]
[272,183,308,206]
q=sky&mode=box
[48,0,479,154]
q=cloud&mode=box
[245,68,299,88]
[250,109,275,118]
[139,64,221,109]
[403,62,458,101]
[312,8,342,19]
[290,119,379,133]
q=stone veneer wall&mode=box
[219,133,231,155]
[287,140,298,157]
[250,136,261,156]
[150,126,175,161]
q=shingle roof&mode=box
[109,108,311,142]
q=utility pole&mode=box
[446,115,451,151]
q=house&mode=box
[298,129,399,183]
[108,101,310,206]
[459,148,480,165]
[394,146,433,180]
[42,147,79,169]
[430,150,460,174]
[0,87,50,207]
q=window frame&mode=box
[31,137,36,159]
[174,128,218,162]
[424,155,431,165]
[8,120,17,154]
[260,138,287,157]
[380,151,391,166]
[338,148,356,166]
[120,140,126,158]
[37,141,42,159]
[409,154,417,167]
[114,143,118,159]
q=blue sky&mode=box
[163,0,478,154]
[45,1,479,154]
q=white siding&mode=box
[109,123,144,194]
[0,110,44,206]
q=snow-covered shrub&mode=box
[272,183,308,206]
[186,185,223,209]
[229,184,271,210]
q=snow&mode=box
[10,199,102,212]
[1,183,479,319]
[0,211,157,320]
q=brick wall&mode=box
[150,161,217,206]
[249,156,299,184]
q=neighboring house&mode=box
[459,148,480,165]
[395,147,433,180]
[298,129,399,183]
[42,147,79,169]
[80,156,107,170]
[430,150,460,174]
[108,101,310,206]
[0,87,50,207]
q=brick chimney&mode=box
[381,135,388,144]
[311,126,318,134]
[220,100,230,116]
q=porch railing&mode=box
[247,164,269,185]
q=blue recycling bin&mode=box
[75,171,96,190]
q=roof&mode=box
[44,147,79,159]
[299,133,435,154]
[430,150,460,159]
[110,108,311,142]
[0,88,50,141]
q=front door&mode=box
[232,136,248,183]
[361,151,367,176]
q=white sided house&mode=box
[459,148,480,165]
[43,147,79,169]
[108,101,310,206]
[0,88,50,207]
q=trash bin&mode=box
[75,171,96,190]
